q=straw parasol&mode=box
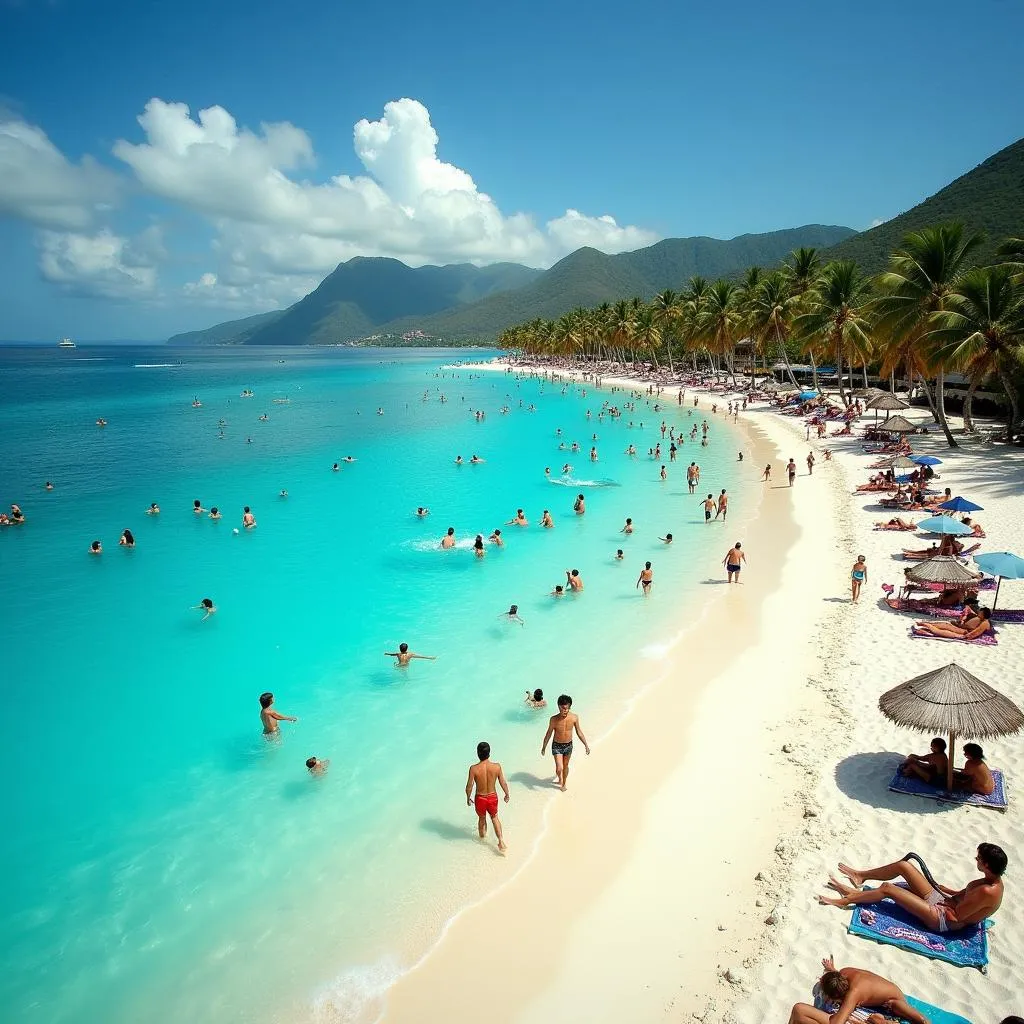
[760,379,783,393]
[866,392,910,412]
[879,414,918,433]
[879,662,1024,789]
[884,455,920,470]
[904,556,982,586]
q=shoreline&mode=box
[376,361,855,1022]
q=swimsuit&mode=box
[474,792,499,817]
[551,740,573,757]
[641,578,652,588]
[705,509,712,520]
[853,569,866,581]
[925,888,950,932]
[727,561,741,573]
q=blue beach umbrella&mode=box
[938,496,984,513]
[917,516,973,537]
[974,551,1024,610]
[798,390,819,401]
[911,455,942,466]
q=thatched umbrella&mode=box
[867,392,910,412]
[884,455,920,470]
[904,556,982,587]
[879,414,918,433]
[760,379,783,393]
[879,662,1024,789]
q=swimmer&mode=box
[441,526,456,549]
[621,517,634,534]
[454,455,464,465]
[660,465,667,480]
[737,452,743,462]
[565,568,584,592]
[45,481,54,491]
[209,506,221,520]
[193,499,206,515]
[573,493,586,515]
[659,533,673,544]
[416,506,430,517]
[89,540,102,555]
[525,688,547,708]
[145,502,160,515]
[637,561,654,593]
[306,756,329,775]
[551,584,565,597]
[544,467,551,477]
[540,509,554,528]
[500,604,525,626]
[615,549,624,560]
[192,597,216,621]
[470,454,485,464]
[343,456,356,463]
[506,508,529,527]
[488,529,504,546]
[119,528,135,548]
[384,643,437,667]
[260,692,297,737]
[474,534,486,557]
[242,506,256,529]
[279,489,288,498]
[332,463,340,472]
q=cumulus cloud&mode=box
[38,228,159,299]
[0,116,119,229]
[112,97,657,299]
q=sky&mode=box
[1,0,1022,341]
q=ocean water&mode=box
[0,346,749,1024]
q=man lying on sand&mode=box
[816,843,1006,932]
[788,956,928,1024]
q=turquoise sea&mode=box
[0,346,749,1023]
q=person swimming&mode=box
[524,688,546,708]
[193,499,205,514]
[119,528,135,548]
[488,529,504,546]
[501,604,524,626]
[145,502,160,515]
[193,597,216,620]
[474,534,486,557]
[416,506,430,517]
[89,540,102,554]
[209,506,221,520]
[306,756,330,775]
[242,506,256,529]
[615,549,624,560]
[441,526,456,549]
[637,561,654,593]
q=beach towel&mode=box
[815,987,973,1024]
[848,891,990,969]
[888,765,1008,810]
[910,626,998,646]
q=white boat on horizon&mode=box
[58,337,76,349]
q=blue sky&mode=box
[1,0,1022,340]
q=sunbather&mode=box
[953,743,995,796]
[899,738,949,786]
[817,843,1006,932]
[788,957,929,1024]
[874,518,916,531]
[913,608,992,640]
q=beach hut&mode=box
[974,552,1024,611]
[879,663,1024,790]
[904,556,982,587]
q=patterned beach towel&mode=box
[815,987,972,1024]
[887,765,1008,810]
[848,891,990,969]
[910,626,998,646]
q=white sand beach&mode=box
[377,359,1022,1024]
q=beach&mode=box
[380,359,1022,1024]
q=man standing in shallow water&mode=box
[260,692,297,738]
[542,695,591,791]
[384,643,437,667]
[467,741,509,852]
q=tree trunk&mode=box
[862,361,869,390]
[917,373,959,448]
[962,373,980,433]
[937,369,949,425]
[810,351,820,392]
[776,325,799,388]
[997,368,1019,442]
[836,339,847,404]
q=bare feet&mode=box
[839,863,866,887]
[816,894,844,908]
[498,839,507,853]
[828,875,856,897]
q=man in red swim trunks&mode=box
[466,741,510,852]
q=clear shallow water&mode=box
[0,346,747,1023]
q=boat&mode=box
[58,337,76,349]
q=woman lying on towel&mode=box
[961,517,986,538]
[874,518,916,531]
[913,607,993,641]
[903,536,964,559]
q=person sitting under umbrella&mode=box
[913,607,992,641]
[953,743,996,796]
[816,843,1006,933]
[899,737,949,785]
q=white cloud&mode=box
[0,116,119,229]
[38,228,158,299]
[112,97,657,299]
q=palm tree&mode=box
[927,265,1024,441]
[793,261,873,405]
[632,306,663,369]
[609,299,637,366]
[681,276,711,371]
[873,223,984,446]
[997,237,1024,286]
[698,280,743,385]
[651,288,682,373]
[783,247,823,389]
[746,271,801,387]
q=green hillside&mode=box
[376,225,856,341]
[167,310,283,347]
[822,136,1024,272]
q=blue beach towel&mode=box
[888,766,1008,810]
[848,890,990,969]
[816,988,972,1024]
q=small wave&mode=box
[134,363,178,368]
[308,956,400,1024]
[548,476,620,488]
[404,537,480,552]
[640,641,671,660]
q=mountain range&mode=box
[169,135,1024,347]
